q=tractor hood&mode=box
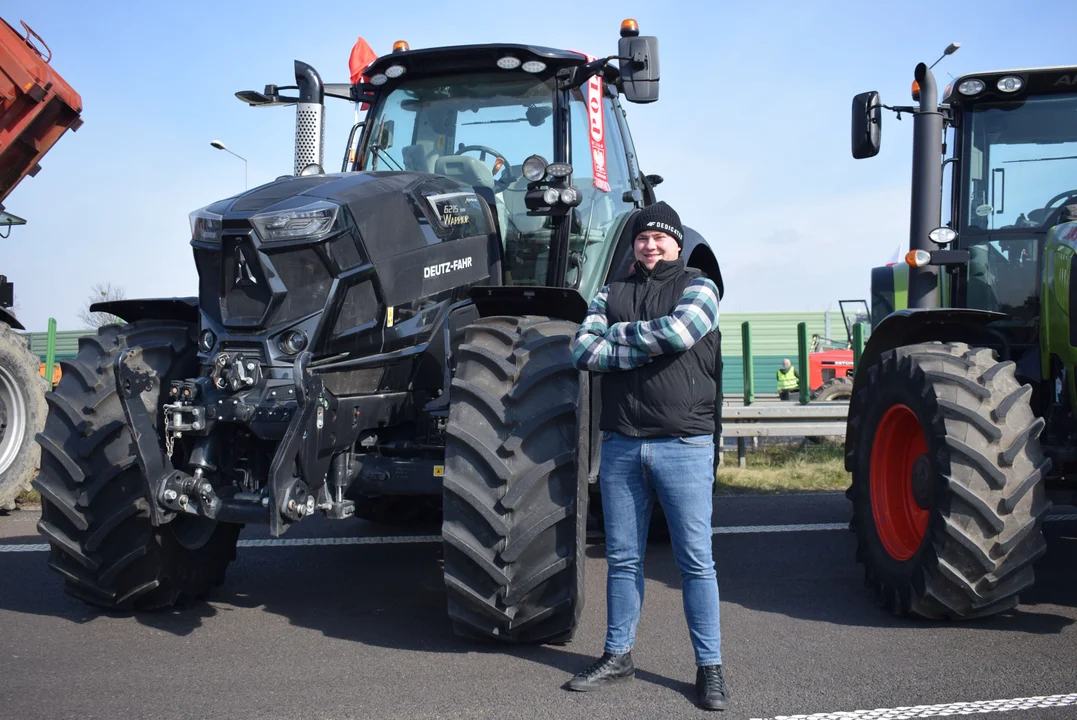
[191,170,497,366]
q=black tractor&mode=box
[33,21,723,644]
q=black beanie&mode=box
[632,201,684,246]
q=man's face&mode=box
[633,231,680,270]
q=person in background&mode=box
[567,201,728,712]
[776,358,798,401]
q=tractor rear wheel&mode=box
[443,315,588,644]
[0,323,48,510]
[34,321,240,610]
[847,342,1050,619]
[812,376,854,402]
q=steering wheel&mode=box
[454,144,514,190]
[1040,189,1077,223]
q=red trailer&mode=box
[0,16,82,507]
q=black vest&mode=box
[600,258,722,438]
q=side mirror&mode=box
[379,119,395,150]
[851,91,882,159]
[618,35,660,104]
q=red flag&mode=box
[349,37,378,112]
[349,37,378,84]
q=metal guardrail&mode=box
[719,401,849,468]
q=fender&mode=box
[468,286,589,324]
[0,307,24,330]
[845,307,1008,470]
[91,297,199,325]
[681,225,724,299]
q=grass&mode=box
[15,488,40,506]
[715,440,850,495]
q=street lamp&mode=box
[928,42,961,70]
[210,140,248,189]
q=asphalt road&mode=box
[1,493,1076,720]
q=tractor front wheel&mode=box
[443,315,588,644]
[847,342,1050,619]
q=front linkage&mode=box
[116,346,340,536]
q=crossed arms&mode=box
[571,277,721,373]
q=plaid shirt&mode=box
[572,276,721,372]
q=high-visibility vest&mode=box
[777,366,798,391]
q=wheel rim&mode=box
[0,362,28,477]
[870,404,930,561]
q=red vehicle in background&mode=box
[808,300,869,402]
[0,16,82,507]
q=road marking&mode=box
[713,522,847,534]
[2,514,1075,553]
[752,692,1077,720]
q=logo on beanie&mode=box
[645,220,683,241]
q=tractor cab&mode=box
[353,44,642,295]
[949,70,1077,328]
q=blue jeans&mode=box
[599,431,722,666]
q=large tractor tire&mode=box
[847,342,1050,619]
[443,315,588,644]
[34,321,240,610]
[812,376,854,402]
[0,323,48,509]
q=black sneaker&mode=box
[566,652,635,692]
[696,664,729,711]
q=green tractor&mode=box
[846,58,1077,618]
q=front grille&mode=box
[322,368,384,396]
[333,281,378,335]
[270,248,333,324]
[221,236,271,325]
[194,248,221,323]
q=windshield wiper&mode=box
[1003,155,1077,164]
[461,118,528,126]
[371,145,404,172]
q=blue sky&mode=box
[2,0,1073,331]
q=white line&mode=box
[237,535,443,548]
[713,522,847,535]
[2,514,1075,553]
[751,692,1077,720]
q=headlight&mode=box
[957,79,984,95]
[522,154,549,182]
[199,329,216,352]
[279,330,308,355]
[190,208,223,243]
[997,76,1023,93]
[250,200,340,243]
[542,188,561,205]
[928,227,957,245]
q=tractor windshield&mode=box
[360,73,557,285]
[960,92,1077,322]
[962,93,1077,232]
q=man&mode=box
[777,358,798,401]
[567,202,728,711]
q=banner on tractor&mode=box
[582,54,610,193]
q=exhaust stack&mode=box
[908,62,942,309]
[293,60,325,175]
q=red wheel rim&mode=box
[870,404,930,561]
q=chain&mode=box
[165,431,175,460]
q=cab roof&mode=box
[364,43,589,81]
